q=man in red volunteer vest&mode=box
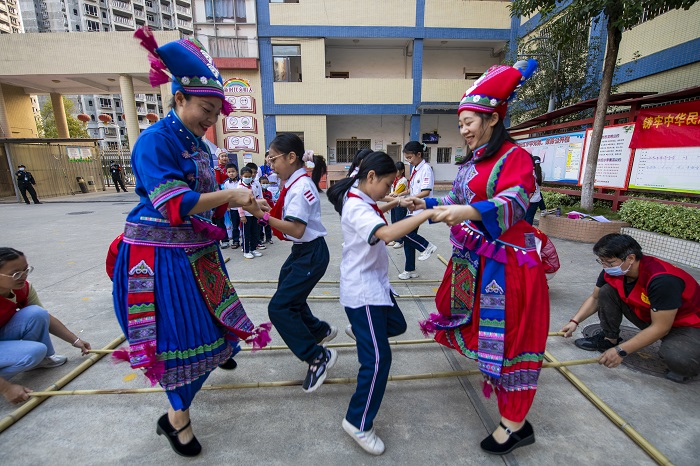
[561,234,700,383]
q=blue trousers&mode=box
[402,226,429,272]
[390,206,407,244]
[524,199,546,225]
[0,305,54,379]
[268,237,330,363]
[345,297,407,431]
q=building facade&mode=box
[0,0,22,34]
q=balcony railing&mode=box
[112,15,134,27]
[175,5,190,16]
[209,37,259,59]
[162,18,172,27]
[111,0,132,13]
[134,9,144,18]
[137,107,147,114]
[161,5,171,14]
[177,19,192,29]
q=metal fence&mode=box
[100,148,134,188]
[1,139,106,200]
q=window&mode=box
[270,0,299,3]
[336,139,371,164]
[88,100,93,107]
[87,20,100,31]
[99,98,112,108]
[75,25,81,31]
[84,4,98,16]
[205,0,247,23]
[436,147,452,164]
[102,12,107,18]
[272,45,302,82]
[421,147,431,163]
[145,0,153,7]
[147,13,154,21]
[73,8,78,15]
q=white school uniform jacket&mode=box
[282,167,327,243]
[339,187,393,309]
[238,180,262,217]
[406,160,434,215]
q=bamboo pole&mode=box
[229,279,441,285]
[28,357,598,397]
[0,335,126,434]
[88,333,567,355]
[544,351,672,466]
[236,294,436,300]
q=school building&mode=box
[0,1,698,186]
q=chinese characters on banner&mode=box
[518,132,586,183]
[629,101,700,149]
[579,124,635,189]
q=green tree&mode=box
[508,14,606,125]
[511,0,698,211]
[37,97,90,139]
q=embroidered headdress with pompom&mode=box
[457,59,538,119]
[134,26,232,115]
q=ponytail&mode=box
[311,155,327,192]
[327,151,397,216]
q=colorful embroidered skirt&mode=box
[113,243,232,410]
[434,226,550,423]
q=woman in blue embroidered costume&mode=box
[111,27,271,457]
[411,60,550,455]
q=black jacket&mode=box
[15,170,36,186]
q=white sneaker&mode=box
[342,418,385,455]
[418,243,437,261]
[243,252,254,259]
[386,241,395,247]
[252,250,263,257]
[392,242,404,249]
[345,324,356,341]
[398,270,419,280]
[35,354,67,369]
[319,326,338,345]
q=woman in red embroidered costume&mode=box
[411,60,550,455]
[0,248,91,404]
[111,28,270,457]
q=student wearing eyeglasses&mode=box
[0,247,92,404]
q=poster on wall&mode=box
[628,146,700,194]
[225,135,258,153]
[223,115,257,133]
[629,101,700,149]
[66,146,93,162]
[579,124,635,189]
[518,132,586,183]
[224,95,256,112]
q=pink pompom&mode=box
[111,348,130,363]
[246,322,273,352]
[221,98,233,116]
[134,26,159,55]
[149,68,171,87]
[418,318,437,337]
[482,379,493,398]
[143,361,165,387]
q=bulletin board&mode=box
[579,124,635,189]
[518,132,586,183]
[628,146,700,194]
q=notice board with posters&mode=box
[626,101,700,194]
[628,147,700,194]
[518,132,586,183]
[579,124,635,189]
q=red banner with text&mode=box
[629,101,700,149]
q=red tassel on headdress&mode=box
[134,26,159,55]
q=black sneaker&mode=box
[575,332,621,352]
[218,357,237,370]
[231,241,240,250]
[302,348,337,393]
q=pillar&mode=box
[50,92,70,138]
[215,114,225,149]
[119,74,140,148]
[0,85,10,138]
[159,83,171,117]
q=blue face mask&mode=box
[603,261,631,276]
[242,177,252,185]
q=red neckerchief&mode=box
[392,176,399,190]
[269,173,309,241]
[347,192,387,224]
[408,161,423,188]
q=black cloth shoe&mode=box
[480,420,535,455]
[575,332,621,352]
[218,357,238,370]
[665,371,691,383]
[156,413,202,457]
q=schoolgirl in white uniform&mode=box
[400,141,437,279]
[245,133,338,393]
[327,151,435,455]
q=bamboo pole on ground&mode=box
[229,279,441,285]
[237,294,436,300]
[544,351,672,466]
[0,335,126,434]
[87,333,567,355]
[28,357,598,397]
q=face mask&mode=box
[603,261,632,276]
[19,167,25,171]
[261,184,269,189]
[242,177,252,185]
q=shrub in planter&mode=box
[619,200,700,242]
[542,191,577,208]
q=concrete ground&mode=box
[0,190,698,466]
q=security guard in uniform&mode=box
[109,161,128,192]
[15,165,41,205]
